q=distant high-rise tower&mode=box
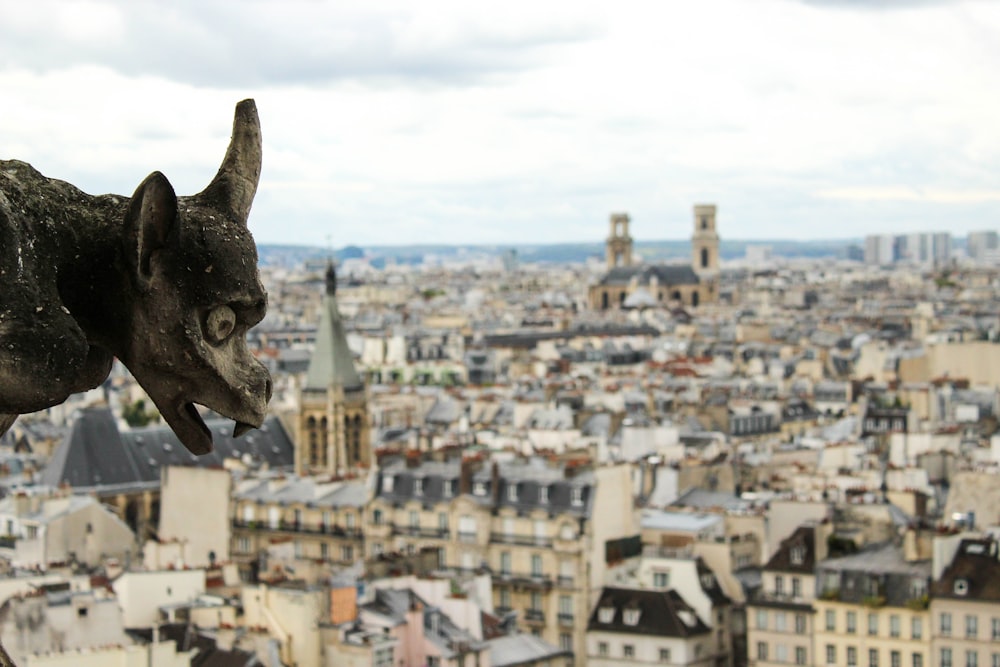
[606,213,633,269]
[297,262,370,476]
[692,204,720,277]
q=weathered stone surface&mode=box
[0,99,272,457]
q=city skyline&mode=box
[2,0,999,246]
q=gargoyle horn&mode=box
[196,98,262,224]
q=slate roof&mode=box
[764,525,817,574]
[304,289,363,392]
[488,633,571,667]
[40,407,295,492]
[587,587,711,637]
[930,538,1000,602]
[598,264,701,287]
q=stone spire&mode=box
[304,263,362,392]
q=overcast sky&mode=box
[2,0,998,247]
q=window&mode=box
[942,613,953,637]
[775,612,787,632]
[624,608,641,626]
[869,613,879,636]
[913,654,923,667]
[531,554,542,576]
[443,480,453,497]
[474,481,486,496]
[540,486,549,504]
[890,614,900,638]
[500,552,511,575]
[993,618,1000,640]
[409,510,419,528]
[956,579,969,595]
[623,645,635,658]
[826,609,836,631]
[912,617,922,640]
[791,545,805,565]
[345,512,355,528]
[968,615,979,639]
[560,633,571,651]
[559,595,572,615]
[653,571,670,588]
[792,577,802,599]
[757,642,769,661]
[438,512,448,531]
[530,591,541,611]
[847,611,857,634]
[756,609,768,630]
[660,648,671,662]
[598,642,608,657]
[967,652,979,667]
[942,648,953,667]
[598,606,614,623]
[848,647,857,667]
[320,542,328,559]
[776,575,785,595]
[826,645,836,665]
[341,545,353,561]
[776,644,788,663]
[236,536,251,553]
[372,543,383,556]
[571,487,583,506]
[414,478,423,496]
[992,655,1000,667]
[795,614,807,633]
[373,509,383,526]
[891,651,900,667]
[499,588,511,608]
[870,648,879,667]
[507,484,518,502]
[383,475,394,492]
[796,646,807,665]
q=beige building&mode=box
[230,475,368,580]
[368,457,637,662]
[930,537,1000,667]
[151,465,232,568]
[0,490,135,571]
[748,523,830,667]
[812,543,931,667]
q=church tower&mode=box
[297,262,371,476]
[691,204,720,277]
[606,213,633,269]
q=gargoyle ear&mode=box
[126,171,177,286]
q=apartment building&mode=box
[747,523,830,667]
[930,537,1000,667]
[813,543,931,667]
[368,456,637,662]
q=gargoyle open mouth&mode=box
[174,401,260,456]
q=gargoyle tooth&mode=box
[233,421,255,438]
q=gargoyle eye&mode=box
[205,305,237,343]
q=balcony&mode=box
[232,520,362,538]
[496,571,553,591]
[393,525,450,539]
[556,576,575,589]
[558,613,574,627]
[524,609,546,625]
[490,532,553,548]
[457,531,479,544]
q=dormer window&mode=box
[571,487,583,507]
[540,485,549,504]
[383,475,394,493]
[474,482,486,496]
[954,579,969,596]
[414,478,423,497]
[508,484,518,502]
[790,546,805,565]
[701,574,715,590]
[598,606,615,624]
[443,480,453,498]
[623,609,641,626]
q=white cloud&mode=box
[1,0,999,245]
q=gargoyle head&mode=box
[120,100,272,455]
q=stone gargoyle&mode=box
[0,99,272,455]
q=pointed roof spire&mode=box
[304,268,362,392]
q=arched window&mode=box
[692,292,700,307]
[701,247,710,268]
